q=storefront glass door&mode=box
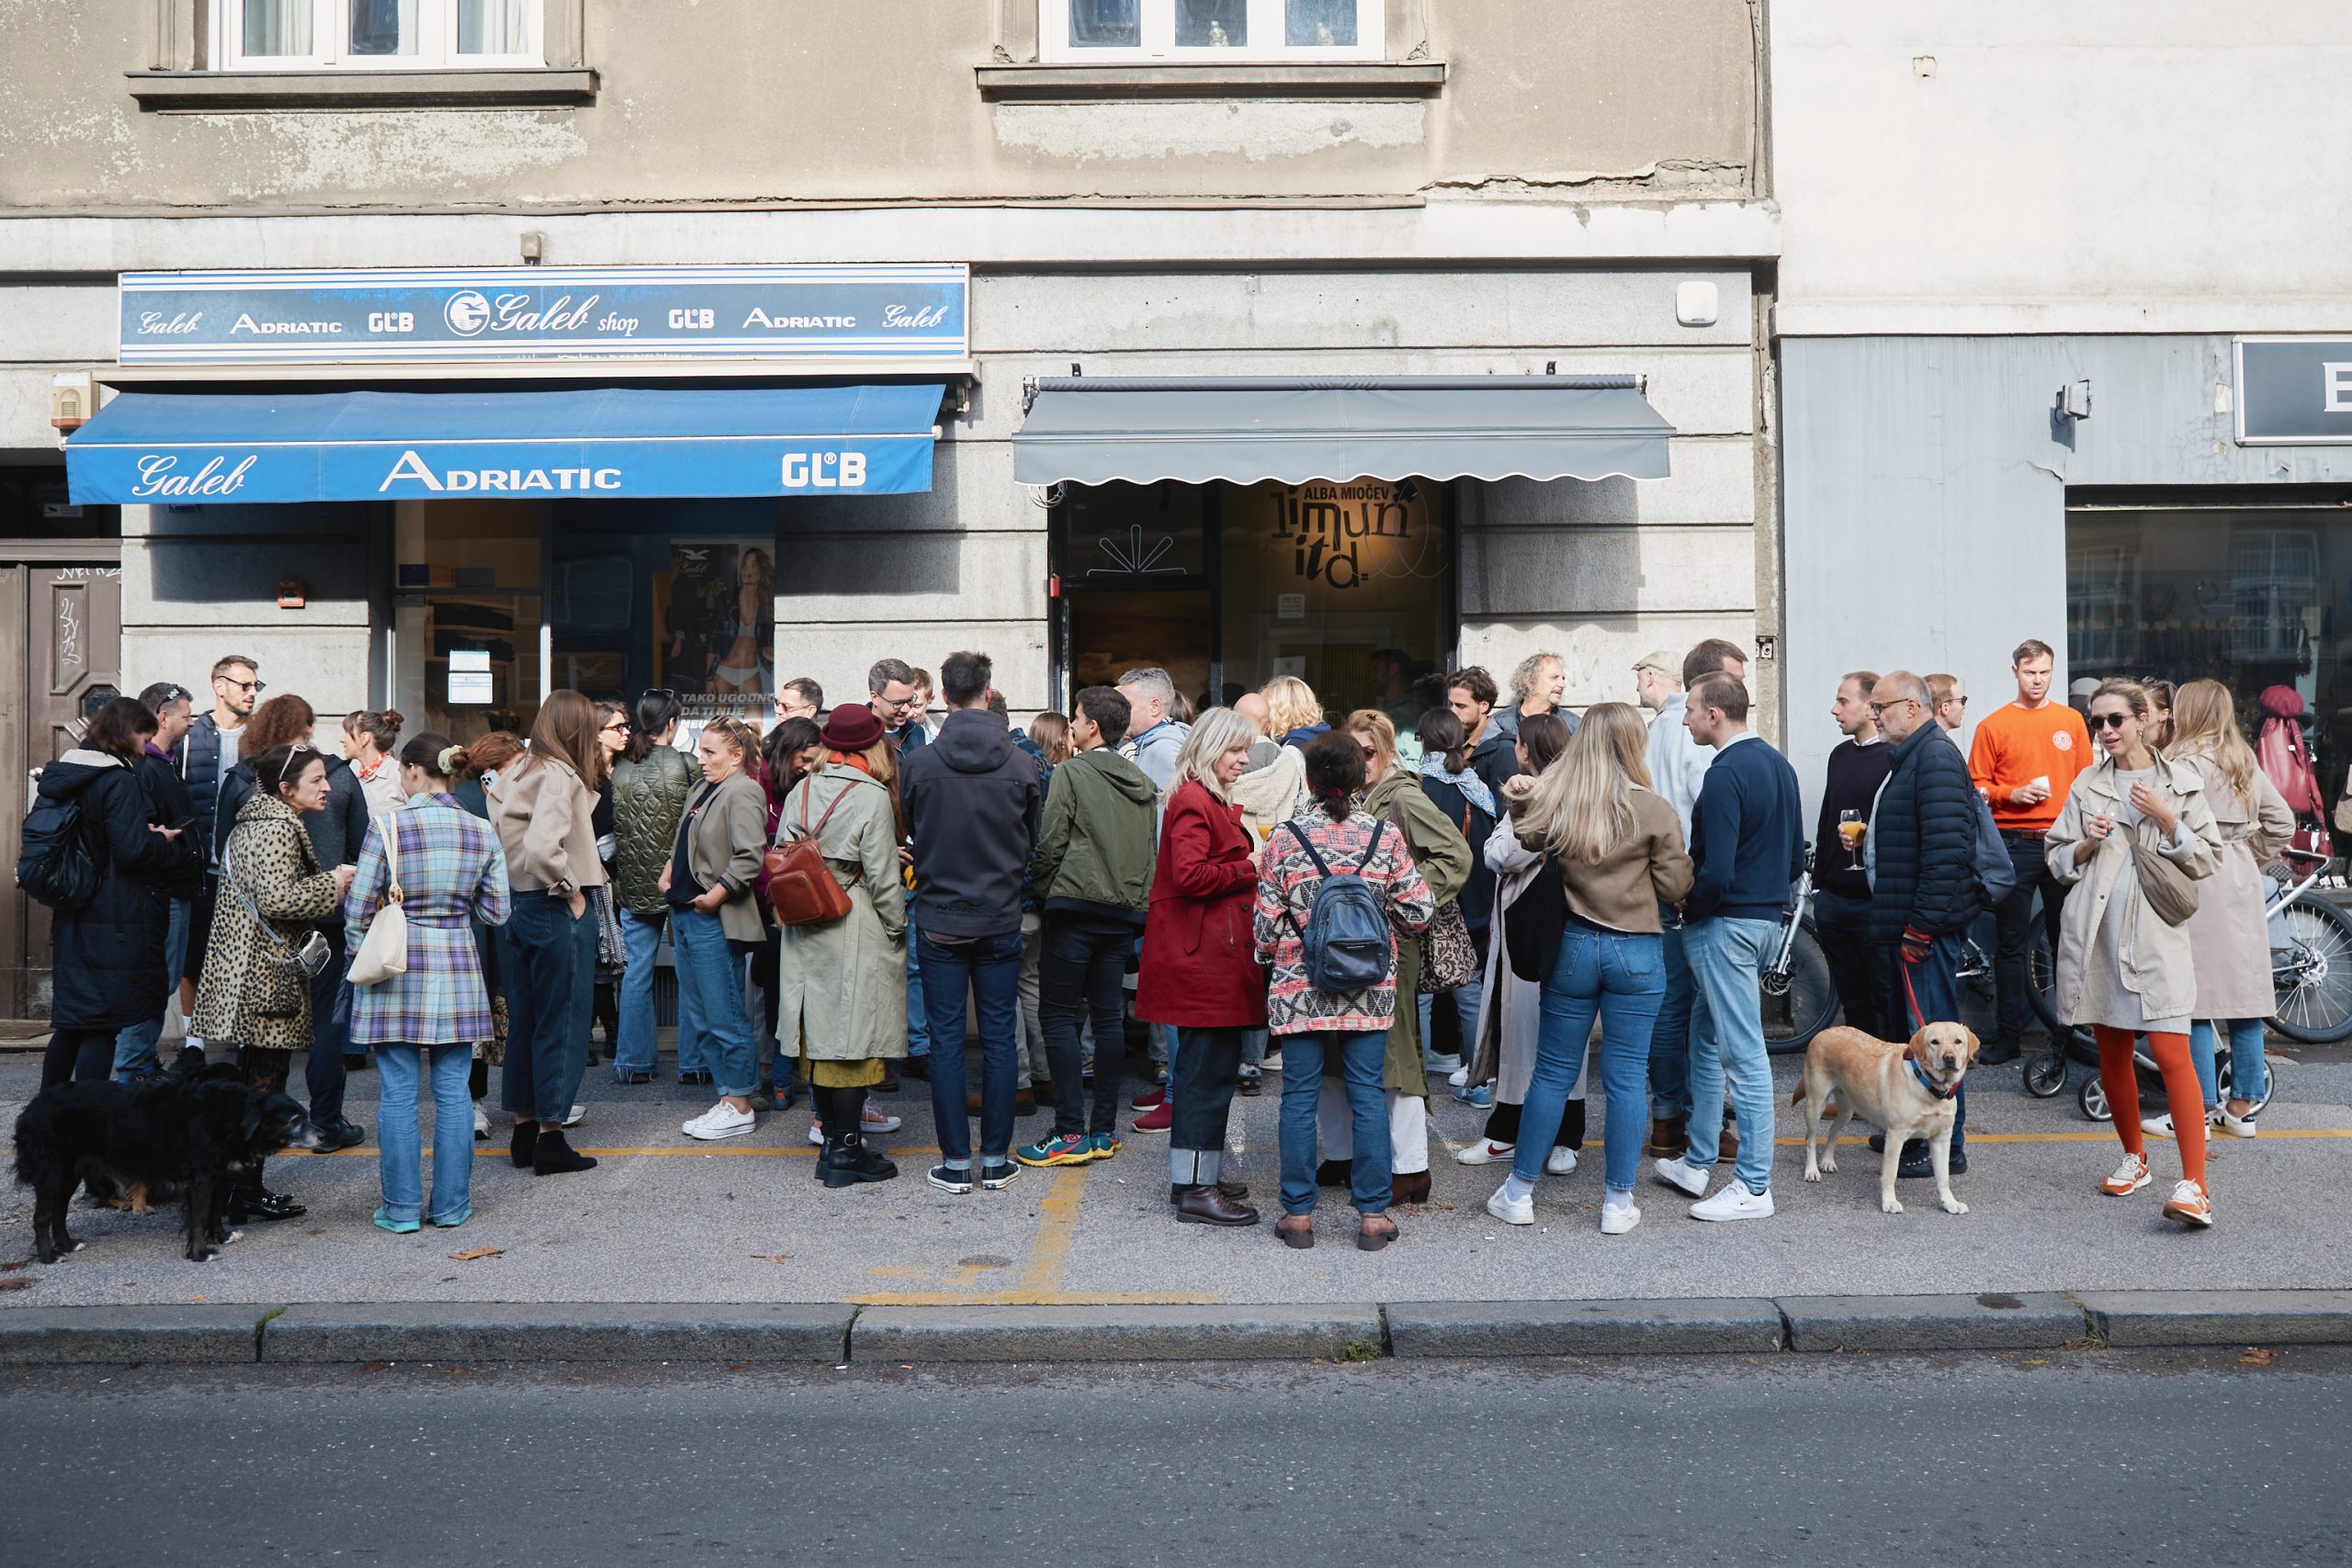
[392,498,543,743]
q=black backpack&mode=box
[16,781,98,912]
[1282,818,1395,994]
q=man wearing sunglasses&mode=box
[173,654,263,1048]
[1864,671,1983,1176]
[1967,639,2092,1068]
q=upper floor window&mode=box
[219,0,541,70]
[1040,0,1383,62]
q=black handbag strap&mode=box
[1278,817,1384,939]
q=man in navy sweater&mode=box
[1654,671,1804,1222]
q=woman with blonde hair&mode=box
[2046,679,2223,1225]
[1231,675,1328,836]
[488,690,609,1177]
[1487,701,1691,1235]
[2165,679,2293,1137]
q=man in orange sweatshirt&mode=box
[1967,638,2093,1065]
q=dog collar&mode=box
[1905,1048,1959,1100]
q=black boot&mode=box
[823,1132,898,1188]
[810,1089,841,1182]
[510,1121,537,1169]
[531,1127,596,1175]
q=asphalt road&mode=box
[3,1349,2346,1565]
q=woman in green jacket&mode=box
[1326,709,1473,1205]
[608,689,702,1085]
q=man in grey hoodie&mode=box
[1018,685,1158,1167]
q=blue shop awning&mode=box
[1012,376,1673,488]
[66,384,944,504]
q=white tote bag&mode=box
[347,814,410,986]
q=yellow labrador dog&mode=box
[1790,1022,1978,1216]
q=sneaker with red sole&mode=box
[1132,1100,1173,1133]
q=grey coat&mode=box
[775,763,907,1061]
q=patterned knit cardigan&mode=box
[1251,806,1433,1037]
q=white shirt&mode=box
[1645,693,1713,840]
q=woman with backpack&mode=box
[1340,710,1472,1207]
[31,697,203,1088]
[1484,703,1690,1235]
[343,735,511,1232]
[1256,730,1434,1251]
[775,705,909,1188]
[1136,706,1268,1226]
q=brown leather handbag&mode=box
[763,781,857,927]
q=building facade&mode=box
[0,0,1775,1013]
[1771,2,2352,825]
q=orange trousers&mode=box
[2092,1024,2206,1188]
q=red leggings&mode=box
[2092,1025,2206,1188]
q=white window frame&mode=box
[1039,0,1383,63]
[214,0,544,71]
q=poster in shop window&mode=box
[656,541,775,716]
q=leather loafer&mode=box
[1170,1179,1253,1204]
[232,1190,306,1223]
[1174,1184,1260,1226]
[1645,1115,1686,1159]
[1390,1169,1432,1205]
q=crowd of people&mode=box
[26,633,2305,1243]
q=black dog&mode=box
[14,1077,322,1263]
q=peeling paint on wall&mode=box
[191,112,588,201]
[991,100,1423,164]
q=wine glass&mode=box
[1838,809,1866,871]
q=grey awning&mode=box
[1012,375,1673,487]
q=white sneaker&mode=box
[472,1101,490,1141]
[2141,1113,2173,1137]
[1447,1066,1470,1089]
[1652,1156,1711,1199]
[1690,1183,1774,1222]
[683,1102,754,1141]
[564,1104,586,1128]
[2217,1106,2259,1139]
[1486,1185,1534,1225]
[2162,1177,2215,1228]
[807,1120,825,1146]
[2100,1151,2152,1196]
[1545,1146,1578,1177]
[1426,1053,1464,1076]
[1454,1138,1515,1166]
[1600,1199,1641,1235]
[862,1104,902,1134]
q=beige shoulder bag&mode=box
[348,814,410,986]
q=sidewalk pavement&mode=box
[4,1042,2348,1362]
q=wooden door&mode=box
[0,559,123,1017]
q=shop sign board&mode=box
[2235,336,2352,445]
[117,265,970,366]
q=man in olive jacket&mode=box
[1020,684,1158,1165]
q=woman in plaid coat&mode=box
[345,734,512,1233]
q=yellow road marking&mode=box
[1019,1168,1087,1296]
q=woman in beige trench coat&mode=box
[2045,679,2222,1228]
[2165,680,2294,1138]
[775,705,909,1188]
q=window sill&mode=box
[974,61,1444,101]
[125,68,598,111]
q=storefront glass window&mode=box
[2066,499,2351,813]
[392,498,542,744]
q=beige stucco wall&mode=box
[0,0,1756,210]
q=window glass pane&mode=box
[1285,0,1357,47]
[1067,0,1142,48]
[348,0,418,56]
[2065,502,2352,814]
[1175,0,1248,47]
[242,0,313,56]
[458,0,530,53]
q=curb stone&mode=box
[2075,1290,2352,1348]
[1776,1292,2083,1351]
[0,1303,267,1365]
[1386,1298,1782,1357]
[261,1302,856,1363]
[851,1303,1384,1362]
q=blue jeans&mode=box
[613,907,700,1078]
[1884,931,1969,1150]
[375,1042,473,1224]
[1682,916,1779,1194]
[1277,1030,1390,1215]
[920,929,1023,1166]
[1651,916,1695,1119]
[1417,979,1482,1066]
[904,913,931,1059]
[1514,924,1664,1196]
[500,895,594,1125]
[2191,1017,2267,1106]
[672,907,756,1100]
[114,894,190,1078]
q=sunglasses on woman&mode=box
[2088,712,2131,731]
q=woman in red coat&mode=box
[1137,706,1269,1228]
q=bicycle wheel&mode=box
[2021,1042,2069,1098]
[2269,896,2352,1044]
[2025,926,2081,1042]
[2077,1073,2110,1122]
[2215,1052,2279,1120]
[1761,920,1840,1055]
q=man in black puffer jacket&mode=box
[1866,670,1981,1173]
